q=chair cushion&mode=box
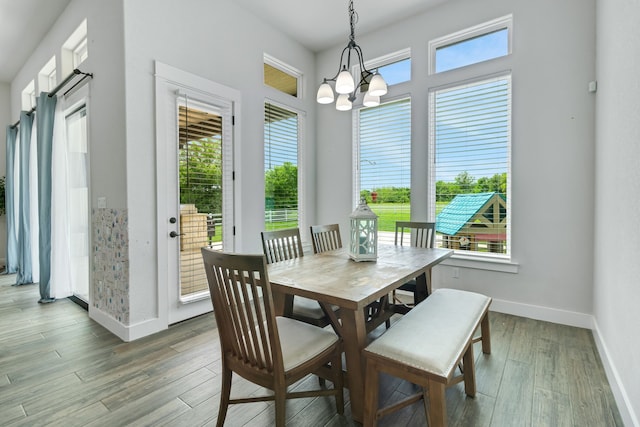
[365,288,491,378]
[292,296,338,320]
[277,317,339,371]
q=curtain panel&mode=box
[16,111,34,285]
[5,125,18,274]
[36,93,57,303]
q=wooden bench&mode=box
[363,288,492,427]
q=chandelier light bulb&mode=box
[368,73,388,97]
[335,68,355,94]
[362,91,380,107]
[336,94,352,111]
[316,81,335,104]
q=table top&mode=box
[267,245,453,311]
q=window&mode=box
[73,38,88,67]
[62,20,88,75]
[430,15,512,74]
[22,80,36,110]
[264,102,301,230]
[375,57,411,86]
[38,56,57,92]
[429,74,511,256]
[264,54,301,97]
[359,48,411,92]
[354,98,411,243]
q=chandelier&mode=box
[316,0,387,111]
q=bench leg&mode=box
[364,358,379,427]
[427,379,447,427]
[463,343,476,397]
[480,311,491,354]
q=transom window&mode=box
[264,54,301,97]
[358,48,411,93]
[22,80,36,110]
[430,15,512,74]
[38,56,57,92]
[62,19,88,75]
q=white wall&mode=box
[7,0,127,329]
[121,0,317,327]
[594,0,640,424]
[316,0,597,326]
[8,0,127,208]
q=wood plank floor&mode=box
[0,274,623,426]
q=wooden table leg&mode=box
[339,307,368,423]
[272,290,286,316]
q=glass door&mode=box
[66,105,90,303]
[176,100,225,300]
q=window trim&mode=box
[428,14,513,75]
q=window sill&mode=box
[440,253,519,274]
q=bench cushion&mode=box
[364,288,491,379]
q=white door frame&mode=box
[155,61,240,325]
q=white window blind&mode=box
[430,74,511,255]
[356,98,411,241]
[264,102,299,230]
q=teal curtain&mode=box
[16,111,34,285]
[5,125,18,274]
[36,93,57,302]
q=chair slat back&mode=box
[310,224,343,254]
[395,221,436,249]
[201,249,281,374]
[261,228,304,264]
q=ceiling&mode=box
[0,0,446,84]
[234,0,447,52]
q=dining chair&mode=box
[393,221,436,314]
[201,248,344,427]
[309,223,342,254]
[261,228,335,328]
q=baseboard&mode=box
[489,298,593,329]
[492,298,638,426]
[592,321,639,427]
[88,307,168,342]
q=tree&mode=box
[454,171,475,192]
[474,173,506,194]
[179,138,222,214]
[265,162,298,209]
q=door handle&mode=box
[169,231,185,238]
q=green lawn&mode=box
[264,202,448,234]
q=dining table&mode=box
[267,244,453,423]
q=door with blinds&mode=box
[155,62,237,325]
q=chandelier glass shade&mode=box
[316,0,387,111]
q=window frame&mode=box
[428,14,512,75]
